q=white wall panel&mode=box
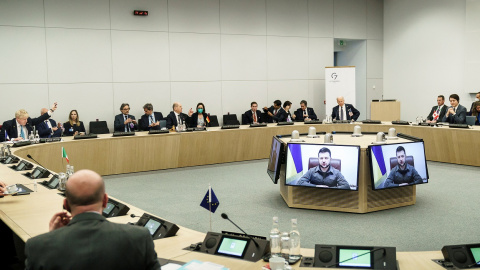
[170,33,221,82]
[111,31,170,82]
[46,28,112,83]
[334,0,367,39]
[0,84,49,123]
[48,83,114,131]
[110,0,168,31]
[366,78,383,118]
[44,0,110,29]
[309,80,326,120]
[309,38,334,80]
[221,81,268,118]
[168,0,220,33]
[266,0,308,37]
[170,82,222,118]
[367,0,383,40]
[220,0,266,35]
[466,0,480,32]
[113,82,171,119]
[0,0,44,27]
[367,39,383,79]
[221,35,267,81]
[308,0,334,38]
[267,80,309,111]
[267,36,308,80]
[0,27,47,83]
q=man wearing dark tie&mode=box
[442,94,467,124]
[426,95,447,123]
[37,108,62,138]
[331,96,360,121]
[293,100,318,122]
[244,102,263,124]
[166,102,193,129]
[139,103,164,131]
[114,103,138,132]
[1,102,58,142]
[262,100,282,123]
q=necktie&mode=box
[274,109,277,115]
[178,115,182,125]
[304,110,307,117]
[253,112,257,122]
[454,107,456,113]
[149,115,154,125]
[340,106,344,120]
[124,115,129,132]
[20,126,25,139]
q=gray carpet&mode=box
[103,160,480,252]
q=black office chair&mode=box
[208,115,220,127]
[89,121,110,134]
[223,114,240,125]
[241,113,247,125]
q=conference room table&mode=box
[2,121,478,269]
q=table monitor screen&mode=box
[144,219,162,236]
[5,156,12,163]
[31,167,42,178]
[368,141,429,190]
[103,202,115,216]
[338,248,373,268]
[15,161,26,171]
[285,143,360,190]
[267,136,284,184]
[469,246,480,266]
[47,175,59,189]
[216,236,248,258]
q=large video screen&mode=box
[285,143,360,190]
[368,141,429,190]
[267,136,284,184]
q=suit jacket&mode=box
[139,112,164,131]
[331,104,360,121]
[36,119,62,138]
[293,107,318,122]
[442,104,467,124]
[273,108,288,123]
[243,110,263,124]
[114,114,138,132]
[24,212,160,270]
[426,105,447,121]
[189,112,210,127]
[165,111,190,129]
[1,112,50,141]
[63,121,86,136]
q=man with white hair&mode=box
[331,96,360,121]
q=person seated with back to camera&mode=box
[63,110,86,136]
[189,102,210,128]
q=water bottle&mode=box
[280,232,290,260]
[269,216,281,257]
[289,219,301,261]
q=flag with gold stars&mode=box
[200,186,219,213]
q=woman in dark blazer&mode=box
[63,110,86,136]
[189,102,210,128]
[467,101,480,125]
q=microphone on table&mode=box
[221,213,259,247]
[27,154,46,168]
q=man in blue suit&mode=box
[114,103,138,132]
[36,108,62,138]
[139,103,164,131]
[293,100,317,122]
[442,94,467,124]
[331,96,360,121]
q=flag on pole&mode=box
[62,147,69,163]
[4,131,9,141]
[200,186,219,213]
[206,116,210,124]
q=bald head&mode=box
[65,170,106,214]
[173,102,183,113]
[40,108,49,115]
[336,96,345,107]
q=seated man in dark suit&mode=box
[384,146,423,188]
[36,108,62,138]
[114,103,138,132]
[293,100,317,122]
[426,95,447,123]
[166,102,193,129]
[442,94,467,124]
[244,101,263,124]
[24,169,160,270]
[331,96,360,121]
[139,103,163,131]
[262,100,282,123]
[1,102,58,142]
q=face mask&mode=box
[475,98,479,102]
[198,108,203,113]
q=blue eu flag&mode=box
[200,187,220,213]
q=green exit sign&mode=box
[339,40,345,46]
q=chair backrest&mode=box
[89,121,109,134]
[208,115,220,127]
[223,114,240,125]
[241,113,247,125]
[308,157,341,171]
[466,116,475,125]
[390,156,414,170]
[159,120,167,129]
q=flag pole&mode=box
[209,183,212,231]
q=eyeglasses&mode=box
[122,108,130,111]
